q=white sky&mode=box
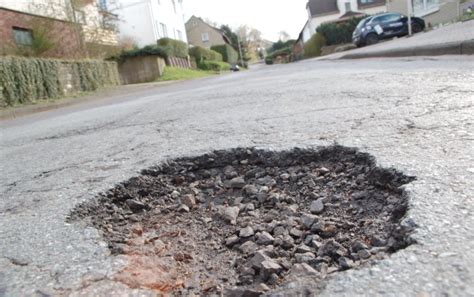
[184,0,309,42]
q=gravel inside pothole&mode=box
[69,146,416,295]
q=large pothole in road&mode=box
[70,146,416,295]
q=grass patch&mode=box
[157,67,216,81]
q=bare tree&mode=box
[278,31,291,42]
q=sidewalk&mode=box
[324,19,474,59]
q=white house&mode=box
[302,0,387,43]
[106,0,188,47]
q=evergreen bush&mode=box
[157,38,189,58]
[211,44,239,64]
[304,33,326,58]
[316,17,365,45]
[189,46,223,63]
[197,60,231,72]
[114,45,170,61]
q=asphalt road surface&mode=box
[1,56,473,296]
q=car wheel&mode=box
[366,34,379,45]
[412,23,422,33]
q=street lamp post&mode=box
[407,0,412,36]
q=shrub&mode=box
[264,56,273,65]
[189,46,223,63]
[265,46,292,64]
[304,33,326,58]
[112,44,170,61]
[157,38,189,58]
[267,40,296,55]
[316,17,365,45]
[211,44,239,64]
[0,56,119,107]
[197,60,231,72]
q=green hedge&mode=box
[211,44,238,64]
[157,38,188,58]
[189,46,223,63]
[304,33,326,58]
[265,46,292,64]
[264,56,274,65]
[316,17,365,45]
[114,45,170,61]
[197,60,231,72]
[0,56,119,107]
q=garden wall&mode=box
[0,56,120,107]
[118,55,166,85]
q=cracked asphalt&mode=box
[1,56,473,296]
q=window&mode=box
[160,23,168,37]
[345,2,351,12]
[384,13,402,22]
[360,0,374,3]
[13,27,33,46]
[201,32,209,42]
[413,0,440,15]
[98,0,107,11]
[172,0,177,13]
[177,30,183,41]
[74,9,87,25]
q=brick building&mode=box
[185,16,230,49]
[0,0,118,58]
[0,7,84,58]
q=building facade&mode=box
[302,0,387,43]
[110,0,188,47]
[387,0,465,26]
[0,0,118,58]
[185,16,229,48]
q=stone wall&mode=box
[118,56,166,85]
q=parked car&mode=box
[352,13,425,47]
[230,64,240,72]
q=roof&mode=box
[306,0,338,17]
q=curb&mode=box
[339,39,474,59]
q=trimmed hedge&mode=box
[316,17,365,45]
[211,44,238,64]
[304,33,326,58]
[189,46,223,63]
[0,56,120,107]
[115,45,170,61]
[157,38,189,58]
[197,61,231,72]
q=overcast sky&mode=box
[184,0,308,42]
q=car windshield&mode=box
[356,18,371,29]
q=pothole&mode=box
[69,146,416,295]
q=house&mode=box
[109,0,188,47]
[185,16,230,48]
[0,0,118,58]
[387,0,465,26]
[302,0,387,42]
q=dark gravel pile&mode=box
[70,146,416,295]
